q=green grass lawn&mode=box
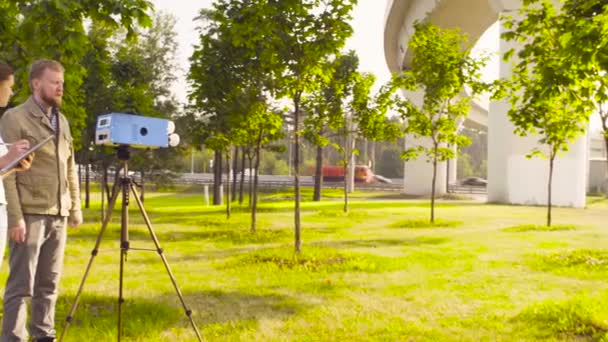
[2,188,608,341]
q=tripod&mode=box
[59,146,202,342]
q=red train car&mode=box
[321,165,374,183]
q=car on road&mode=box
[374,175,393,184]
[461,177,487,186]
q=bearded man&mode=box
[0,59,82,342]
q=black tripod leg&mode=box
[129,183,204,341]
[59,182,122,342]
[118,177,130,342]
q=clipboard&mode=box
[0,135,54,175]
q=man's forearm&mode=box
[67,149,81,213]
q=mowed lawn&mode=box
[2,188,608,341]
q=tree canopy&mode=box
[0,0,153,146]
[395,22,489,222]
[500,0,598,225]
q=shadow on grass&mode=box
[587,196,608,206]
[311,236,448,249]
[71,226,292,246]
[225,243,449,274]
[502,224,576,232]
[57,290,303,341]
[116,194,486,216]
[56,293,183,341]
[388,219,463,229]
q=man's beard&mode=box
[41,89,62,107]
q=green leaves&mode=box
[0,0,153,147]
[500,0,595,161]
[396,22,484,159]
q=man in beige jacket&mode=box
[0,59,82,342]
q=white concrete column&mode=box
[488,8,588,207]
[400,89,448,196]
[403,135,448,196]
[448,146,458,185]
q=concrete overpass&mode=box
[384,0,588,207]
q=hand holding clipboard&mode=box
[0,135,53,177]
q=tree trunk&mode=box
[294,94,302,253]
[348,137,356,194]
[370,140,376,171]
[343,160,349,213]
[604,136,608,198]
[232,146,238,201]
[430,143,438,223]
[139,169,145,203]
[547,151,555,227]
[251,137,262,233]
[103,165,114,204]
[313,145,323,201]
[213,149,222,205]
[601,108,608,198]
[239,147,246,205]
[85,161,90,209]
[248,154,254,208]
[363,139,369,166]
[225,148,231,219]
[101,163,106,222]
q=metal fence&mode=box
[79,171,487,194]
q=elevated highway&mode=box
[384,0,588,207]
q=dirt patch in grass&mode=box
[503,224,576,232]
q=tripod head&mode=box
[115,145,131,161]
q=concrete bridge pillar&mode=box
[487,1,588,207]
[401,89,448,196]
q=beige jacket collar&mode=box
[23,96,56,133]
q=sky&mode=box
[150,0,602,134]
[151,0,397,103]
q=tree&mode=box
[189,0,355,250]
[188,2,285,229]
[270,0,356,252]
[0,0,153,146]
[76,12,184,208]
[188,7,244,206]
[394,22,488,223]
[240,106,284,232]
[559,1,608,196]
[303,51,360,202]
[110,12,183,196]
[500,0,596,226]
[80,23,114,207]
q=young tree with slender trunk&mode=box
[304,51,360,202]
[500,0,596,226]
[559,1,608,196]
[394,22,488,223]
[269,0,356,252]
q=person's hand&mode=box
[69,211,83,228]
[9,219,26,243]
[5,140,30,160]
[15,153,34,172]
